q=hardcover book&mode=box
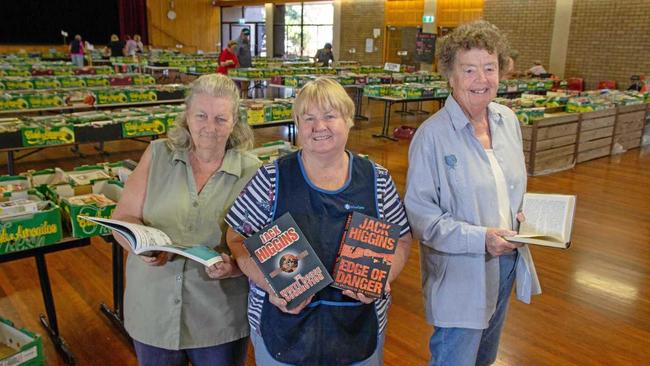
[332,211,400,299]
[243,212,333,309]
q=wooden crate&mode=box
[521,113,579,176]
[577,109,616,163]
[612,103,647,153]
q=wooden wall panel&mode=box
[437,0,483,28]
[384,0,424,27]
[147,0,220,53]
[0,45,69,54]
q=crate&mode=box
[521,113,579,176]
[0,317,43,366]
[612,104,647,153]
[577,109,616,163]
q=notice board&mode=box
[415,32,436,63]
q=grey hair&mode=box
[167,74,253,151]
[437,20,511,79]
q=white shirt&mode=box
[485,149,512,230]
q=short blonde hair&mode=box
[437,20,511,79]
[167,74,253,151]
[293,77,354,128]
[227,40,238,47]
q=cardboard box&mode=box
[0,317,44,366]
[21,125,75,147]
[48,180,122,238]
[0,192,63,254]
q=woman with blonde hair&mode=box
[112,73,259,366]
[225,77,413,365]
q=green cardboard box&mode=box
[59,77,86,89]
[120,115,166,137]
[4,79,34,91]
[21,125,75,147]
[0,96,30,111]
[84,76,110,87]
[264,103,293,122]
[33,77,62,90]
[0,192,63,255]
[48,180,122,238]
[0,317,44,366]
[26,94,65,109]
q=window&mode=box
[274,2,333,58]
[220,6,266,57]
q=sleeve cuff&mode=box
[467,225,487,254]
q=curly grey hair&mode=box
[437,20,511,79]
[167,73,253,151]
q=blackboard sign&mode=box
[415,32,436,63]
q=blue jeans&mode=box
[71,54,84,67]
[428,252,518,366]
[251,327,385,365]
[133,337,248,366]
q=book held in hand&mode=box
[78,216,223,266]
[332,211,400,299]
[243,212,333,310]
[505,193,576,249]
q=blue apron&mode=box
[261,151,380,365]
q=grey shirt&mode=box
[236,36,252,68]
[124,139,260,349]
[405,95,541,329]
[314,48,334,66]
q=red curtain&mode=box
[118,0,148,44]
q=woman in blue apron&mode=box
[225,77,412,365]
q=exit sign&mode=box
[423,15,434,23]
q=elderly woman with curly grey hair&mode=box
[112,73,260,366]
[404,21,541,366]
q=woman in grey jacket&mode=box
[405,20,541,366]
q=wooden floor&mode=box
[1,99,649,365]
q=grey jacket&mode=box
[405,95,541,329]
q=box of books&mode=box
[0,176,31,195]
[20,124,75,147]
[0,191,63,254]
[0,317,44,366]
[48,179,122,238]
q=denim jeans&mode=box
[250,327,385,365]
[71,54,84,67]
[133,337,248,366]
[428,252,518,366]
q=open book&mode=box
[78,216,223,266]
[505,193,576,249]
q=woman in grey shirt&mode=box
[405,21,541,366]
[112,74,260,366]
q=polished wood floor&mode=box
[1,99,649,365]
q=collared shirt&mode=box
[124,139,260,349]
[405,95,541,329]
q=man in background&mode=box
[236,28,253,97]
[314,43,335,66]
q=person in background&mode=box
[235,28,252,97]
[111,74,260,366]
[125,35,138,56]
[314,43,335,67]
[504,49,520,79]
[235,28,252,68]
[226,77,412,365]
[217,40,239,75]
[69,34,85,67]
[105,34,125,57]
[527,60,547,77]
[134,34,145,54]
[405,20,541,366]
